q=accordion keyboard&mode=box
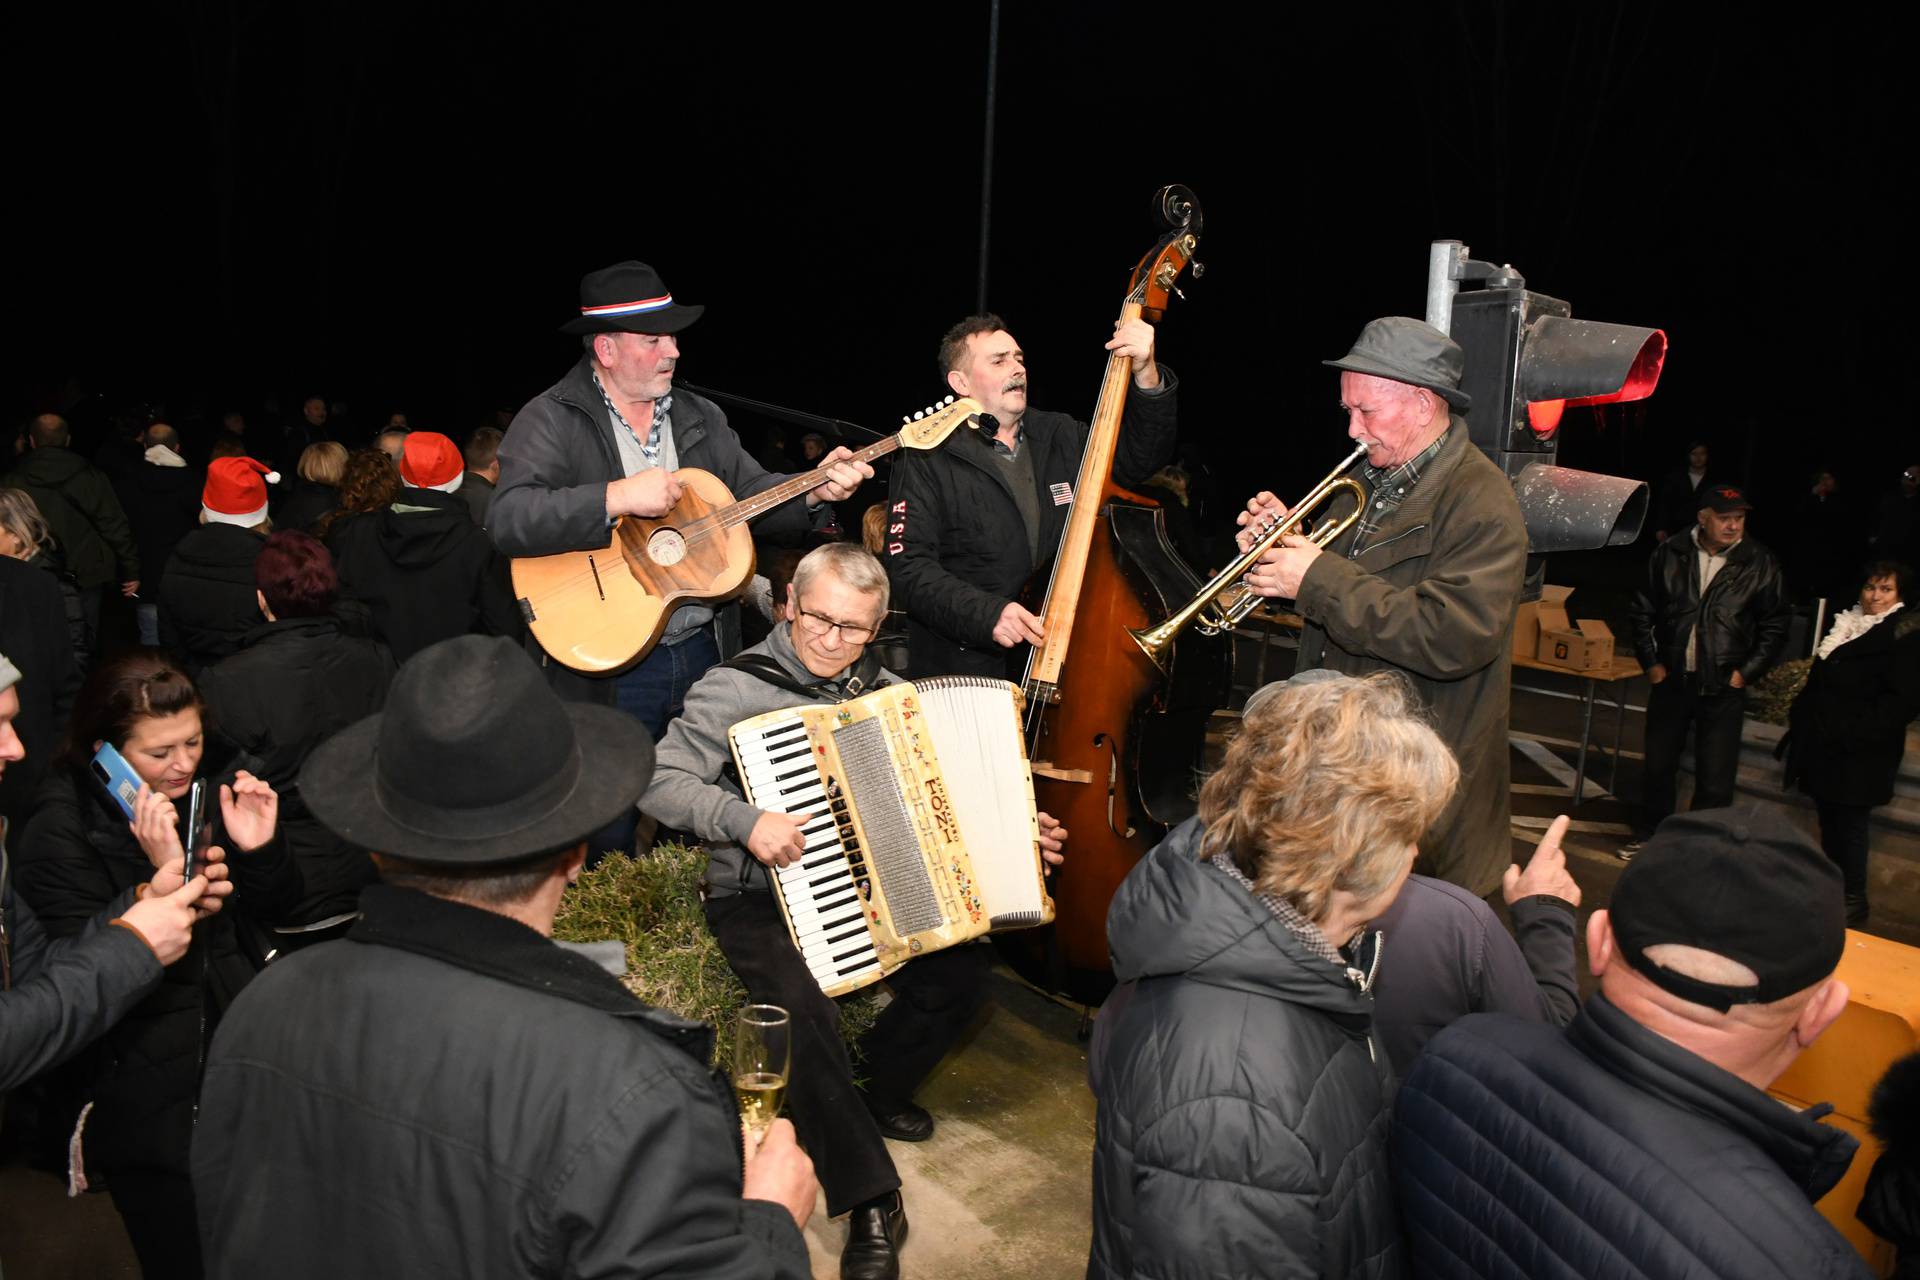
[734,714,886,991]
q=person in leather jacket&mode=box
[1624,484,1789,853]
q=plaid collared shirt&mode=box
[593,372,671,470]
[1347,429,1448,558]
[987,420,1025,458]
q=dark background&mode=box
[8,3,1909,565]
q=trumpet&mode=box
[1129,443,1370,672]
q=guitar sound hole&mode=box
[647,528,688,566]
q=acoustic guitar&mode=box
[512,395,986,674]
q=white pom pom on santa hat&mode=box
[202,456,280,527]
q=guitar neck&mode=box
[716,435,902,527]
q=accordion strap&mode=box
[718,652,887,703]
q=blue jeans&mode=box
[589,628,720,861]
[136,602,160,647]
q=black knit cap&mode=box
[1611,807,1845,1012]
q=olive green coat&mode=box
[1293,421,1527,897]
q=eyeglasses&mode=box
[795,606,878,644]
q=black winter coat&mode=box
[1393,995,1871,1280]
[1,839,160,1092]
[4,446,140,590]
[26,548,91,670]
[1087,818,1404,1280]
[12,767,300,1178]
[885,379,1177,678]
[193,885,811,1279]
[329,488,522,663]
[1629,531,1791,686]
[159,523,266,673]
[199,615,397,922]
[1784,607,1920,807]
[1367,873,1578,1077]
[0,555,81,832]
[111,455,203,596]
[271,478,338,535]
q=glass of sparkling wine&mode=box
[733,1004,791,1146]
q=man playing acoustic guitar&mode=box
[493,260,871,738]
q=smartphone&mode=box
[90,742,145,822]
[182,779,209,883]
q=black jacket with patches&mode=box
[883,376,1176,678]
[329,488,522,663]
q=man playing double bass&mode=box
[883,314,1177,677]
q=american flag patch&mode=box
[1050,482,1073,506]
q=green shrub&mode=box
[553,842,878,1072]
[1746,657,1810,726]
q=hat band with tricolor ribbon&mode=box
[579,294,674,319]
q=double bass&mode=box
[996,186,1232,1005]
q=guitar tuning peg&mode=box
[923,405,934,415]
[913,411,924,420]
[943,394,954,405]
[903,415,912,424]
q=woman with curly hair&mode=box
[1088,670,1458,1280]
[311,447,400,544]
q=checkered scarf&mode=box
[1206,853,1347,968]
[593,371,671,466]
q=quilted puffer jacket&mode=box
[1086,817,1403,1280]
[1393,996,1871,1280]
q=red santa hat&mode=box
[399,432,465,493]
[202,457,279,527]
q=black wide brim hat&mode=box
[559,259,705,336]
[301,635,655,865]
[1323,316,1473,412]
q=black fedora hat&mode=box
[559,260,705,336]
[301,635,655,865]
[1323,316,1473,412]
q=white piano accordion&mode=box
[727,677,1054,997]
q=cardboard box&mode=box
[1536,609,1616,672]
[1513,585,1573,660]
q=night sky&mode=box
[10,4,1909,553]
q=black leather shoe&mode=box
[1845,893,1870,927]
[860,1092,935,1142]
[841,1192,908,1280]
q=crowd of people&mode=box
[0,261,1915,1280]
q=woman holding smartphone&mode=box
[12,649,299,1280]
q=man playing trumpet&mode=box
[1235,317,1527,898]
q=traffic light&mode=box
[1429,240,1666,563]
